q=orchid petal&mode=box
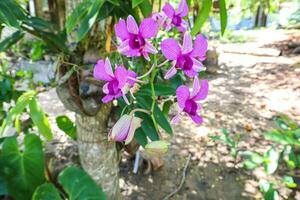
[115,19,130,40]
[102,94,114,103]
[122,92,130,105]
[183,68,198,78]
[111,114,131,141]
[103,82,109,94]
[115,66,128,88]
[193,79,209,101]
[144,41,157,54]
[189,113,203,124]
[161,38,181,60]
[93,59,113,81]
[127,70,137,86]
[127,15,139,34]
[177,0,188,17]
[192,58,204,71]
[176,85,190,109]
[182,32,193,54]
[125,116,142,145]
[163,3,175,18]
[191,34,208,58]
[139,18,158,38]
[142,51,150,61]
[191,76,200,98]
[118,39,130,54]
[164,61,177,79]
[171,112,181,124]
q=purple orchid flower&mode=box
[162,0,188,32]
[161,32,208,79]
[93,58,137,104]
[108,114,142,144]
[115,15,158,61]
[172,77,209,124]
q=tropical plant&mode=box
[0,0,228,198]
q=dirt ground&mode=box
[40,29,300,200]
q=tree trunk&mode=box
[54,0,121,199]
[76,104,121,200]
[33,0,44,18]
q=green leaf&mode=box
[264,147,280,174]
[0,0,26,28]
[29,97,53,141]
[139,84,175,96]
[107,0,120,6]
[134,128,148,147]
[219,0,227,35]
[191,0,212,36]
[0,90,36,136]
[259,180,279,200]
[283,176,297,188]
[31,41,43,61]
[264,130,300,147]
[56,115,77,140]
[132,0,145,8]
[162,100,173,117]
[136,96,173,135]
[65,0,92,34]
[0,177,7,196]
[58,166,106,200]
[32,183,62,200]
[0,134,45,200]
[76,0,104,42]
[0,30,24,52]
[138,0,152,17]
[241,151,264,169]
[153,103,173,134]
[135,112,159,141]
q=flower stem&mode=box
[130,108,151,116]
[150,56,159,134]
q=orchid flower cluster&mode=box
[93,0,209,150]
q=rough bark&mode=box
[53,0,121,199]
[33,0,44,18]
[76,103,121,200]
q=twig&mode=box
[162,154,192,200]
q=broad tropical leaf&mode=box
[0,134,45,200]
[58,166,106,200]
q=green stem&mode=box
[150,56,159,133]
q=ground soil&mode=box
[39,29,300,200]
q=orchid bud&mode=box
[108,114,142,144]
[145,140,170,156]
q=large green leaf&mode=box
[135,112,159,141]
[76,0,104,42]
[0,134,45,200]
[58,166,106,200]
[32,183,62,200]
[29,97,53,141]
[132,0,145,8]
[191,0,212,36]
[0,90,36,136]
[219,0,227,35]
[0,0,27,28]
[65,0,92,34]
[138,0,152,17]
[139,84,176,96]
[0,30,24,52]
[136,96,173,135]
[56,115,76,140]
